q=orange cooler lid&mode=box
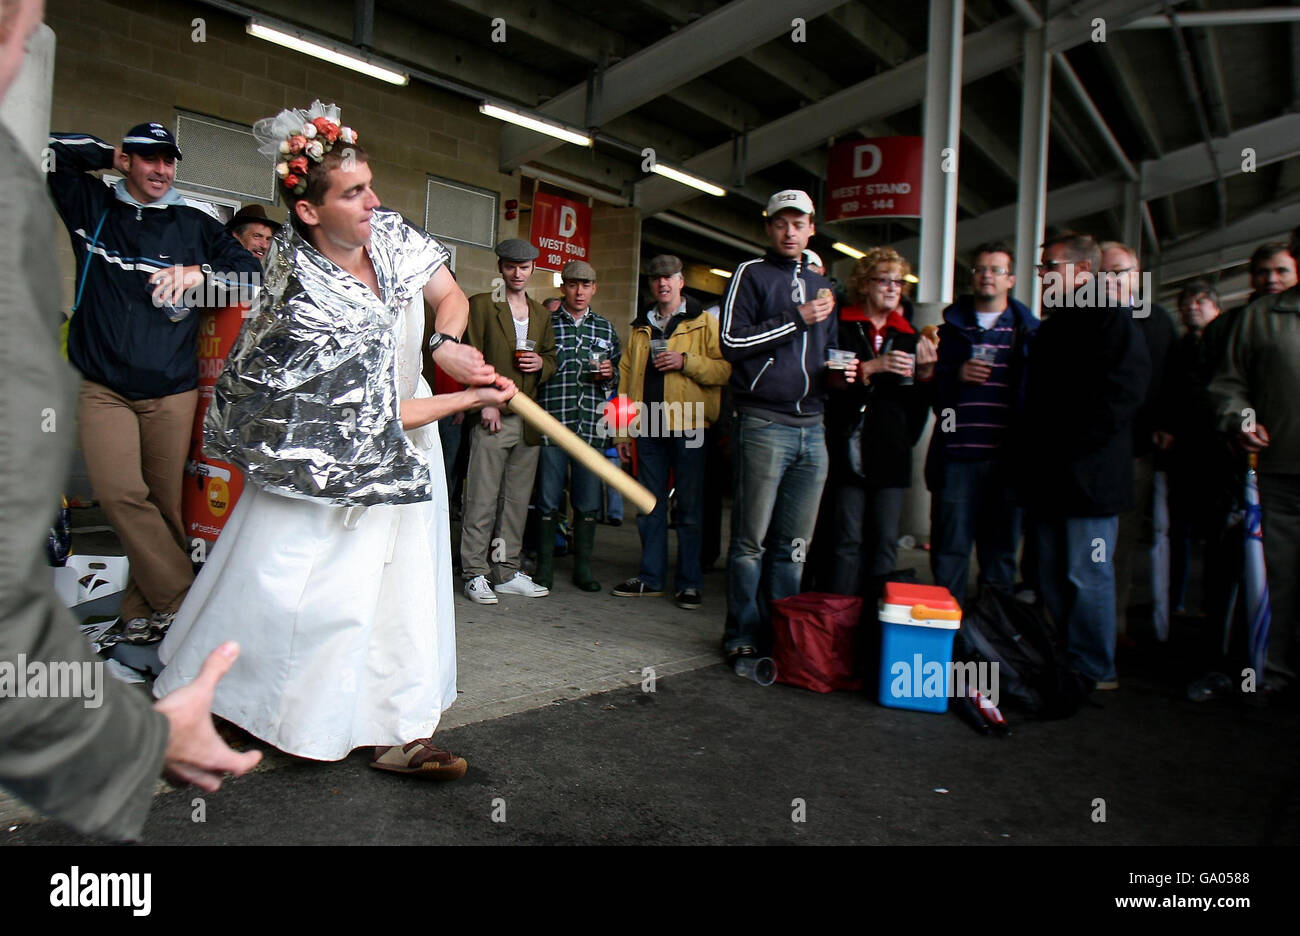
[881,582,961,613]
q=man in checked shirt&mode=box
[534,260,621,592]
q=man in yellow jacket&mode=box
[612,255,731,608]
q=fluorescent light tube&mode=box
[247,22,409,86]
[649,162,726,197]
[480,103,592,147]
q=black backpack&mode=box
[956,587,1090,719]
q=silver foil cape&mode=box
[205,208,449,507]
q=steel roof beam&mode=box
[892,112,1300,255]
[496,0,847,171]
[635,0,1164,214]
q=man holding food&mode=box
[717,190,856,664]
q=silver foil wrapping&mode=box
[204,208,450,507]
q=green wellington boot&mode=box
[571,510,602,592]
[534,512,558,590]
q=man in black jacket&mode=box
[1022,232,1150,689]
[47,124,261,642]
[718,189,855,662]
[1098,242,1176,636]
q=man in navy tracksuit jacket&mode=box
[719,189,854,661]
[47,123,261,640]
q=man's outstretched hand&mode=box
[153,642,263,791]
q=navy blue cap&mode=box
[121,122,183,160]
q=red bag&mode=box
[770,592,865,693]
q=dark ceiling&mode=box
[235,0,1300,300]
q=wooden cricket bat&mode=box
[505,389,657,515]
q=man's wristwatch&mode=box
[427,332,460,354]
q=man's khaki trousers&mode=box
[78,380,196,621]
[459,413,540,583]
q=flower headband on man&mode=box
[253,100,358,197]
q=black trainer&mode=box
[612,577,664,597]
[675,588,702,610]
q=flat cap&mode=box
[495,238,539,262]
[561,259,597,282]
[647,255,683,277]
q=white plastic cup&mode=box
[733,656,777,686]
[827,348,856,371]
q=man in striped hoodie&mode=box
[926,242,1038,606]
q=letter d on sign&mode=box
[558,206,577,239]
[853,144,882,179]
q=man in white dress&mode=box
[154,104,513,779]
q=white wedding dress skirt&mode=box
[155,291,456,761]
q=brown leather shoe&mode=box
[370,738,468,780]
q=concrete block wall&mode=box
[586,200,643,341]
[43,0,642,325]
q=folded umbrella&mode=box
[1243,453,1272,681]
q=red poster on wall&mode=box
[183,303,246,555]
[530,192,593,272]
[825,137,923,221]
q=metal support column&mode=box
[905,0,964,546]
[916,0,964,305]
[1014,26,1051,317]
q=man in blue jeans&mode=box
[719,191,856,662]
[926,242,1038,606]
[612,254,731,608]
[1019,232,1150,690]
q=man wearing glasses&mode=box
[1099,242,1177,639]
[1018,232,1150,692]
[925,242,1038,606]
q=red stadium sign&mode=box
[825,137,923,221]
[530,192,593,272]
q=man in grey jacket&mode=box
[0,0,259,841]
[1210,229,1300,696]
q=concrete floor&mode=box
[6,503,1297,845]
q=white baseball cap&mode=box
[765,189,815,217]
[803,249,824,268]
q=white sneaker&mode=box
[463,575,498,604]
[494,572,550,597]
